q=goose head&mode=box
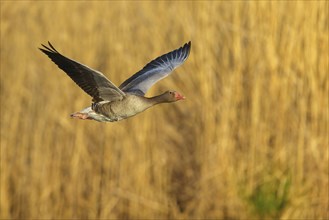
[160,90,185,103]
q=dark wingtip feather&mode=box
[184,41,191,50]
[39,45,54,56]
[185,41,192,48]
[182,41,192,59]
[47,41,59,53]
[39,47,48,53]
[39,42,60,54]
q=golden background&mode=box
[1,1,328,219]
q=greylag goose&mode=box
[39,41,191,122]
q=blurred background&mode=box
[1,1,328,219]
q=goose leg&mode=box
[70,112,91,120]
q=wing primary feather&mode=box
[47,41,59,53]
[40,42,125,102]
[119,41,191,95]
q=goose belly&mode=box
[94,96,150,122]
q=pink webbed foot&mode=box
[70,112,91,120]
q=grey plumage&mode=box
[39,42,125,102]
[39,41,191,122]
[119,42,191,95]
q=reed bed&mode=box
[1,1,328,219]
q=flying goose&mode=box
[39,41,191,122]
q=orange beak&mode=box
[175,92,185,100]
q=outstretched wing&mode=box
[39,42,125,102]
[119,41,191,96]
